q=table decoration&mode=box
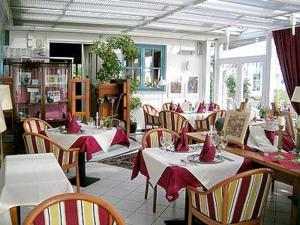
[199,134,216,161]
[174,127,189,152]
[175,103,184,113]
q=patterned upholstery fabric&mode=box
[23,194,125,225]
[162,102,178,111]
[159,110,188,134]
[23,133,77,168]
[23,118,52,133]
[143,105,160,129]
[188,170,273,224]
[142,128,178,148]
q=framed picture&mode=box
[168,77,184,98]
[46,75,58,85]
[187,76,199,94]
[222,110,251,146]
[31,79,39,85]
[47,90,61,102]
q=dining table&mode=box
[0,153,74,225]
[131,144,254,225]
[187,131,300,225]
[43,123,130,187]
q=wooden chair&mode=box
[23,193,126,225]
[23,132,80,192]
[159,110,188,134]
[23,118,52,133]
[162,102,178,111]
[143,104,160,131]
[237,98,249,112]
[142,128,180,213]
[187,168,274,225]
[195,110,226,132]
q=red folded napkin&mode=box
[67,115,81,134]
[175,103,184,113]
[265,130,295,152]
[65,112,73,128]
[175,128,190,152]
[197,102,205,113]
[208,102,215,111]
[199,134,216,162]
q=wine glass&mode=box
[218,137,228,159]
[160,135,169,150]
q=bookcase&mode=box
[3,59,72,122]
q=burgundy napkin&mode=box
[197,102,205,113]
[208,102,215,111]
[175,128,190,152]
[199,134,216,162]
[65,112,73,128]
[67,115,81,134]
[175,103,184,113]
[264,130,295,152]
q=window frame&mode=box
[123,44,166,91]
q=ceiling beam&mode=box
[124,0,207,33]
[1,0,13,25]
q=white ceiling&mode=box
[3,0,300,41]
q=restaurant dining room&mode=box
[1,0,300,225]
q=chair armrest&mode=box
[64,147,80,153]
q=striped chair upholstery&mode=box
[187,168,273,225]
[159,110,188,134]
[142,128,180,213]
[162,102,178,111]
[23,118,52,133]
[23,132,80,192]
[195,112,217,132]
[23,193,125,225]
[143,104,160,131]
[215,110,226,121]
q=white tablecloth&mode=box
[142,147,244,190]
[180,112,212,128]
[0,153,74,225]
[46,124,117,152]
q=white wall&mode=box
[9,30,204,129]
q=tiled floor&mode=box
[21,161,293,225]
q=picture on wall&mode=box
[47,90,61,103]
[168,76,184,98]
[187,76,199,94]
[170,81,182,94]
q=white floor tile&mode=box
[115,199,144,212]
[126,212,158,225]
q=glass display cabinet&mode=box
[3,59,72,122]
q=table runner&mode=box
[0,153,74,225]
[46,124,117,152]
[142,147,244,190]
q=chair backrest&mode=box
[188,168,273,224]
[142,128,180,148]
[214,103,221,110]
[159,110,188,133]
[143,104,160,125]
[162,102,178,111]
[23,132,77,168]
[215,110,226,121]
[23,118,52,133]
[195,111,219,132]
[280,110,296,140]
[23,193,126,225]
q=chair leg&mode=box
[145,178,149,199]
[76,164,80,193]
[188,205,192,225]
[271,180,274,192]
[153,185,157,213]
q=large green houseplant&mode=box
[92,35,138,83]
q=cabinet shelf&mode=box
[5,61,72,122]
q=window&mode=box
[123,44,165,90]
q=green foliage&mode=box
[274,89,289,106]
[130,77,142,111]
[259,107,269,118]
[92,35,138,83]
[131,96,142,111]
[225,74,236,98]
[130,77,140,94]
[243,77,251,98]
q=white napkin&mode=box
[247,126,277,153]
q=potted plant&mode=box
[92,35,138,83]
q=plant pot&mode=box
[130,122,137,133]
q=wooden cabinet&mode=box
[4,60,72,122]
[98,79,131,138]
[70,78,90,123]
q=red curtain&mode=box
[273,27,300,114]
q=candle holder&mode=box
[277,125,284,152]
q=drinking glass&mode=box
[89,118,95,128]
[160,135,169,150]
